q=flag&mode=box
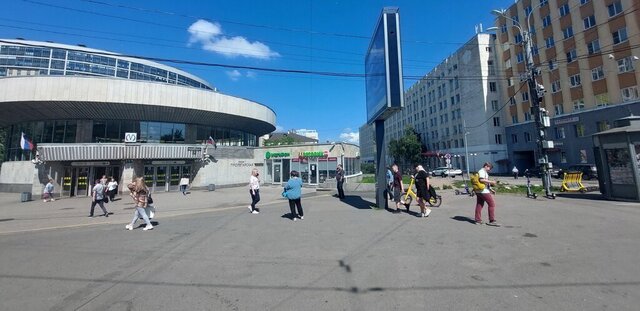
[207,136,215,145]
[20,132,33,150]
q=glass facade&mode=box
[0,43,213,90]
[5,120,259,161]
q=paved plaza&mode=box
[0,184,639,310]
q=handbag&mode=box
[103,195,109,203]
[139,204,156,219]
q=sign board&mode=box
[151,160,186,165]
[554,116,579,126]
[124,132,137,143]
[265,151,290,159]
[365,7,404,124]
[71,161,110,167]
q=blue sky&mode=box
[2,0,514,144]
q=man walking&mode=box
[475,162,500,226]
[336,164,345,200]
[391,164,404,213]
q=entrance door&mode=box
[76,167,89,196]
[309,162,318,185]
[274,163,282,183]
[155,166,168,192]
[144,166,155,190]
[169,165,181,191]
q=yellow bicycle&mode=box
[401,176,442,209]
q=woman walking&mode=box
[125,177,153,230]
[248,168,261,214]
[107,177,118,201]
[89,179,109,217]
[284,170,304,221]
[414,165,432,218]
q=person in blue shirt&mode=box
[284,170,304,221]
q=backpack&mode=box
[470,172,486,192]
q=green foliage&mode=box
[361,163,375,174]
[442,184,453,190]
[388,125,423,168]
[264,136,295,146]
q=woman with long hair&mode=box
[125,177,153,230]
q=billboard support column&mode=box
[375,120,388,210]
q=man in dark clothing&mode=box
[414,165,432,218]
[336,164,345,199]
[391,164,404,213]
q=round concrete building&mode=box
[0,39,276,197]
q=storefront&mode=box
[259,144,360,185]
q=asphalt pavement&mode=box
[0,185,639,310]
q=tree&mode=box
[388,125,423,170]
[264,136,295,146]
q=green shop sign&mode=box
[300,151,327,157]
[265,151,290,159]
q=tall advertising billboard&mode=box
[365,7,404,125]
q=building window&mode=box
[551,80,561,93]
[501,23,508,33]
[493,117,501,127]
[561,152,567,163]
[580,0,589,4]
[531,44,539,56]
[559,3,570,17]
[495,134,503,144]
[608,1,623,17]
[491,100,499,111]
[508,77,514,87]
[573,99,585,111]
[595,93,610,107]
[524,5,532,16]
[545,36,555,48]
[555,127,566,139]
[596,121,610,132]
[554,104,564,115]
[574,123,585,137]
[511,134,518,143]
[548,60,557,70]
[525,132,532,142]
[591,66,604,81]
[569,74,581,87]
[583,15,596,30]
[489,82,497,92]
[511,15,519,26]
[542,15,551,28]
[516,52,524,63]
[540,0,548,6]
[566,49,577,63]
[515,33,523,44]
[621,87,639,102]
[562,26,574,39]
[522,92,529,102]
[524,112,532,121]
[587,39,600,55]
[512,115,519,124]
[505,58,512,69]
[612,27,628,44]
[617,57,635,73]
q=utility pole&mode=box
[490,7,555,199]
[522,25,555,199]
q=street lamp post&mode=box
[489,6,555,198]
[464,130,471,177]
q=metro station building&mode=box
[0,39,279,195]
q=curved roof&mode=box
[0,39,214,90]
[0,76,276,135]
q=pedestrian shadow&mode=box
[339,195,374,210]
[280,213,297,220]
[451,215,476,224]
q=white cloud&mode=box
[188,19,279,60]
[274,125,285,132]
[339,129,359,144]
[246,71,257,79]
[226,69,242,81]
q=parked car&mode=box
[558,164,598,180]
[431,167,463,177]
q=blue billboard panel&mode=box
[365,7,404,125]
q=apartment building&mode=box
[494,0,640,170]
[382,33,509,173]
